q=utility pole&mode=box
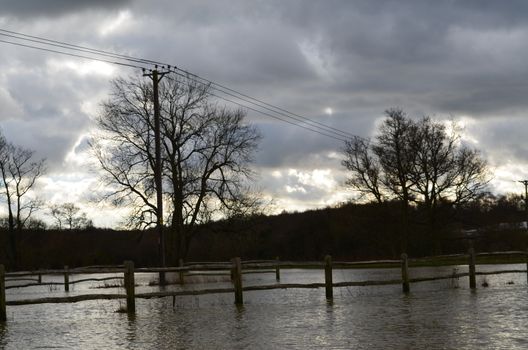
[144,66,169,284]
[519,180,528,230]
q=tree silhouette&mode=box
[50,202,93,230]
[0,131,45,267]
[91,74,260,263]
[343,109,489,253]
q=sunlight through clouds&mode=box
[64,133,91,167]
[99,10,132,36]
[288,168,337,191]
[0,1,527,227]
[47,59,115,77]
[258,167,347,214]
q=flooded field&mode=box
[1,265,527,349]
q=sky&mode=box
[0,0,527,227]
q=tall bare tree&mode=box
[0,132,45,266]
[374,110,418,251]
[91,74,260,263]
[342,109,489,253]
[343,109,417,251]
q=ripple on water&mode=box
[2,265,528,349]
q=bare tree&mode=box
[410,117,489,251]
[343,109,417,251]
[50,202,93,230]
[451,148,489,204]
[373,109,418,205]
[91,74,260,263]
[342,137,383,203]
[342,109,489,253]
[376,109,419,252]
[0,132,45,266]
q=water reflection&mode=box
[0,322,7,349]
[125,312,137,348]
[234,303,245,317]
[2,266,528,349]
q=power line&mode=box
[0,28,365,141]
[209,91,348,142]
[164,69,350,141]
[0,30,159,70]
[0,29,355,140]
[167,70,350,140]
[0,28,160,67]
[0,28,345,137]
[0,32,348,141]
[171,67,360,139]
[0,38,147,70]
[177,71,354,139]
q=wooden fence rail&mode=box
[1,249,528,320]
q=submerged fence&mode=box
[1,248,528,320]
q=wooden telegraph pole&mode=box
[144,66,170,285]
[519,180,528,230]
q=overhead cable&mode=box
[0,28,365,141]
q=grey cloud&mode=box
[0,59,108,169]
[465,116,528,164]
[0,0,130,18]
[254,120,345,169]
[244,1,528,118]
[0,0,527,213]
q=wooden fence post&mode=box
[275,256,281,281]
[401,253,410,293]
[0,265,5,322]
[124,261,135,313]
[232,257,243,305]
[159,271,166,286]
[179,259,185,285]
[468,248,476,289]
[324,255,333,300]
[64,266,69,292]
[526,249,528,285]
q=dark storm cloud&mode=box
[0,0,526,218]
[113,0,528,184]
[241,0,528,117]
[0,62,111,166]
[0,0,130,18]
[115,0,528,122]
[254,114,373,169]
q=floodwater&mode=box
[2,264,528,349]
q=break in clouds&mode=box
[0,0,527,225]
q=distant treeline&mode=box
[0,228,158,270]
[0,194,526,270]
[189,197,528,261]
